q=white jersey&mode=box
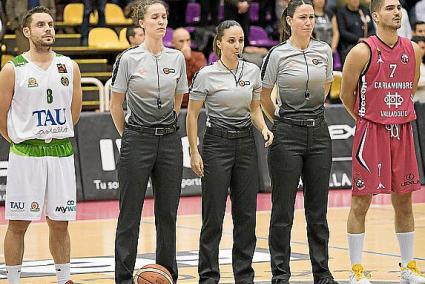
[7,53,75,143]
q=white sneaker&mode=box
[349,264,372,284]
[400,260,425,284]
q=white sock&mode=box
[348,233,365,266]
[397,231,414,267]
[6,265,22,284]
[55,263,70,284]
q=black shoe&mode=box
[314,277,339,284]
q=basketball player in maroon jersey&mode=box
[340,0,424,283]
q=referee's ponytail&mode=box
[213,20,242,58]
[280,8,290,42]
[280,0,313,42]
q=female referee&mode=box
[187,20,273,284]
[110,0,188,282]
[261,0,337,283]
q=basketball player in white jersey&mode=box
[0,6,82,284]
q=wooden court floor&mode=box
[0,190,424,283]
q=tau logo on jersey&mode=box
[401,53,409,64]
[28,77,38,88]
[238,80,250,87]
[61,76,69,86]
[384,92,403,108]
[30,201,40,212]
[312,58,323,65]
[10,201,25,210]
[56,63,67,73]
[32,108,67,127]
[163,68,176,74]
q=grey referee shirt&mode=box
[112,45,189,126]
[190,60,261,130]
[261,39,333,119]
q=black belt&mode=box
[126,123,178,135]
[206,127,252,139]
[279,117,324,127]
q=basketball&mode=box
[134,264,173,284]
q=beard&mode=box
[390,18,402,30]
[392,23,402,31]
[381,20,401,31]
[32,37,55,48]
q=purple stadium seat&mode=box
[163,27,173,47]
[333,51,342,70]
[250,2,259,23]
[218,5,224,21]
[208,52,218,64]
[249,26,279,47]
[186,2,201,25]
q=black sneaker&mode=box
[315,277,339,284]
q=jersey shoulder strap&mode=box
[9,55,29,68]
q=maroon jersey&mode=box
[355,36,416,124]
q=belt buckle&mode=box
[227,130,238,139]
[306,119,316,127]
[155,128,165,135]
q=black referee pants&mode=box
[115,128,183,284]
[268,120,333,282]
[198,130,258,284]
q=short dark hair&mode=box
[21,6,53,30]
[413,21,425,32]
[411,35,425,44]
[370,0,385,13]
[126,26,137,42]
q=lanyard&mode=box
[219,59,245,87]
[301,51,311,100]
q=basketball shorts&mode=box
[5,139,77,221]
[351,119,421,195]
